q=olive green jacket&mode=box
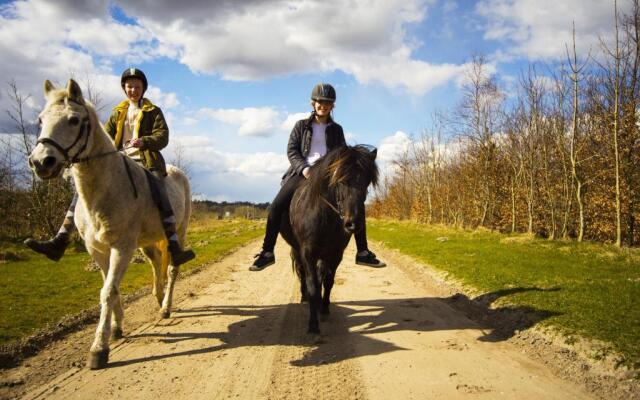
[104,98,168,175]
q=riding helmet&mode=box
[121,68,148,93]
[311,83,336,102]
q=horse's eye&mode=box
[38,118,42,127]
[68,116,79,126]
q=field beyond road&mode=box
[367,219,640,371]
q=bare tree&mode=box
[567,22,590,242]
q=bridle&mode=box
[36,98,118,166]
[36,97,139,198]
[321,192,344,220]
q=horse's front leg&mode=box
[90,248,125,339]
[161,262,179,318]
[88,245,134,369]
[302,253,321,334]
[322,254,343,316]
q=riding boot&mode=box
[24,232,70,262]
[24,192,78,262]
[152,171,195,266]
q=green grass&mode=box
[0,217,262,346]
[368,219,640,369]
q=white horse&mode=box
[28,79,192,369]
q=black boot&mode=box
[24,232,70,262]
[168,240,195,266]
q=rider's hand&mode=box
[129,138,143,148]
[302,167,310,179]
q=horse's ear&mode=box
[44,80,55,97]
[370,148,377,160]
[66,79,85,104]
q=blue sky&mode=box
[0,0,623,202]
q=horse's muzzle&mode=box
[28,154,63,179]
[343,219,357,234]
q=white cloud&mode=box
[0,0,177,130]
[375,130,412,179]
[165,133,288,201]
[475,0,630,61]
[281,112,309,133]
[167,134,288,177]
[378,131,412,163]
[146,86,180,110]
[198,108,315,137]
[114,0,460,95]
[198,107,281,137]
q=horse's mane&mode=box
[305,145,379,202]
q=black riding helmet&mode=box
[121,68,148,94]
[311,83,336,102]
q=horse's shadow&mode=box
[110,286,560,368]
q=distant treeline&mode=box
[193,200,270,220]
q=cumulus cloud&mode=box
[113,0,462,94]
[197,107,281,137]
[198,108,311,137]
[166,133,288,201]
[0,0,178,130]
[378,131,412,163]
[375,130,412,179]
[475,0,630,61]
[281,112,310,133]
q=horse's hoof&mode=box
[87,350,109,370]
[112,328,124,339]
[307,326,320,335]
[160,310,171,319]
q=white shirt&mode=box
[123,101,142,160]
[307,122,328,166]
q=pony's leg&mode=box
[88,245,134,369]
[322,255,343,316]
[161,260,179,319]
[142,245,165,307]
[293,250,308,303]
[320,263,336,316]
[88,246,125,339]
[301,252,321,334]
[160,219,188,318]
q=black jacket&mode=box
[282,113,346,184]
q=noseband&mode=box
[36,99,117,165]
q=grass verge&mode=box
[0,217,262,346]
[368,219,640,370]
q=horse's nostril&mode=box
[42,156,56,169]
[28,156,34,168]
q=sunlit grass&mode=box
[0,217,263,345]
[368,219,640,369]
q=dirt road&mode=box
[5,240,608,399]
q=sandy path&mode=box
[14,239,596,400]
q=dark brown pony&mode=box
[280,145,378,333]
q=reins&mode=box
[320,194,344,220]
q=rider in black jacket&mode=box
[250,83,385,270]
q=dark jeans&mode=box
[262,175,368,253]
